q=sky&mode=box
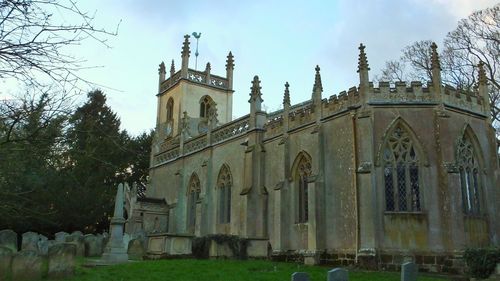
[3,0,498,135]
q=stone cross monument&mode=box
[100,183,128,263]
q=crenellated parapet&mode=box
[158,68,230,94]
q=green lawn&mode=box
[65,259,447,281]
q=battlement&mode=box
[159,68,230,94]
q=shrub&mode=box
[464,248,500,279]
[192,234,248,260]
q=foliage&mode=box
[67,259,447,281]
[192,234,249,260]
[464,248,500,279]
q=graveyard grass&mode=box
[68,259,447,281]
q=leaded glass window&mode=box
[383,125,421,212]
[187,173,201,233]
[217,165,232,224]
[457,136,481,215]
[295,154,312,223]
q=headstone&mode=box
[65,234,85,257]
[0,246,14,280]
[327,268,348,281]
[0,229,17,252]
[11,250,42,281]
[55,231,69,243]
[401,262,418,281]
[21,231,39,252]
[123,233,131,249]
[71,231,83,237]
[48,243,76,279]
[84,234,102,257]
[127,239,145,260]
[291,272,310,281]
[101,232,109,252]
[100,184,129,263]
[38,234,49,256]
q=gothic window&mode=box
[187,173,201,233]
[217,164,232,224]
[166,98,174,121]
[383,125,421,212]
[200,96,213,118]
[294,153,312,223]
[457,135,482,215]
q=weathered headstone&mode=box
[0,246,13,280]
[55,231,69,243]
[101,232,109,252]
[71,231,83,237]
[0,229,17,252]
[84,234,102,257]
[38,234,49,256]
[127,239,145,260]
[100,184,129,263]
[48,243,76,279]
[65,233,85,257]
[401,262,418,281]
[291,272,310,281]
[11,250,42,281]
[327,268,348,281]
[123,233,131,249]
[21,231,39,252]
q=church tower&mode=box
[154,35,234,142]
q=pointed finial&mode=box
[226,51,235,70]
[181,34,191,57]
[357,43,370,72]
[158,61,166,74]
[205,62,211,72]
[249,75,263,102]
[313,65,323,93]
[170,60,175,76]
[431,42,441,70]
[478,61,487,85]
[283,82,290,106]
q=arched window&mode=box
[383,125,421,212]
[293,152,312,223]
[166,98,174,121]
[199,96,213,118]
[457,134,482,215]
[187,173,201,233]
[217,164,232,224]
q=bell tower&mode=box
[154,35,234,142]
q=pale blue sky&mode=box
[3,0,498,135]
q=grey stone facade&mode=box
[131,37,500,272]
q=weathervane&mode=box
[192,32,201,70]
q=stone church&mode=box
[125,35,499,272]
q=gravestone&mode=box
[72,231,83,237]
[101,232,109,252]
[0,246,13,280]
[291,272,310,281]
[84,234,102,257]
[127,239,145,260]
[0,229,17,252]
[327,268,348,281]
[100,184,129,263]
[38,234,49,256]
[11,250,42,281]
[55,231,69,243]
[123,233,131,249]
[21,231,39,252]
[48,243,76,279]
[401,262,418,281]
[66,233,85,257]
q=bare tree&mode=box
[376,4,499,129]
[0,0,119,91]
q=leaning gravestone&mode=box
[401,262,418,281]
[84,234,102,257]
[55,231,69,243]
[127,239,145,260]
[291,272,310,281]
[38,234,49,256]
[11,250,42,281]
[48,243,76,279]
[0,229,17,252]
[327,268,348,281]
[65,234,85,257]
[21,231,39,252]
[0,246,14,280]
